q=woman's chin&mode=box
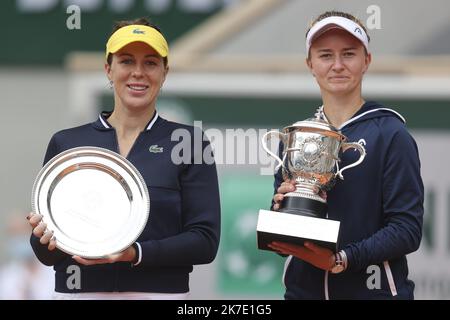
[326,84,356,95]
[122,98,152,110]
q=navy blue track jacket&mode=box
[30,112,221,293]
[274,101,424,299]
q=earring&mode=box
[109,80,113,90]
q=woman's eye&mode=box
[145,60,157,65]
[120,59,133,64]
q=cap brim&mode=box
[109,39,168,58]
[305,16,369,55]
[106,25,169,60]
[309,24,346,44]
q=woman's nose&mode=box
[132,64,144,77]
[332,56,344,71]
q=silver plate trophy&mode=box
[257,117,366,251]
[31,146,150,258]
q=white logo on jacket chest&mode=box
[149,145,164,153]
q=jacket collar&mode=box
[315,102,406,130]
[92,110,160,131]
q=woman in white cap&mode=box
[269,11,423,299]
[27,18,220,299]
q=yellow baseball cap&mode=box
[105,25,169,60]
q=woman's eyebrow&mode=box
[316,48,333,53]
[117,53,133,57]
[315,47,358,53]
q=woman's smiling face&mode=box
[106,41,168,112]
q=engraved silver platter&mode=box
[31,146,150,258]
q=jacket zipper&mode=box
[383,261,398,296]
[111,129,142,292]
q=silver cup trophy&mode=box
[257,116,366,251]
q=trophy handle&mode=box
[262,130,285,171]
[335,140,366,180]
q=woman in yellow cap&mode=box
[269,11,423,299]
[28,18,220,299]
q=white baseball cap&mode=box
[305,16,369,55]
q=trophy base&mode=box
[279,195,327,219]
[256,209,340,252]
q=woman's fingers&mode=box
[33,222,47,238]
[48,237,57,251]
[29,213,43,228]
[273,193,285,204]
[272,193,284,211]
[273,180,296,208]
[277,181,296,194]
[72,255,112,266]
[40,230,54,245]
[29,212,56,250]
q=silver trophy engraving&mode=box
[257,117,366,251]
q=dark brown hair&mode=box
[106,17,168,67]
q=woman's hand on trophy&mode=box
[268,241,335,271]
[72,245,137,266]
[273,181,328,211]
[27,212,57,251]
[273,180,297,211]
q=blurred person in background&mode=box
[0,212,53,300]
[27,17,220,300]
[269,11,424,299]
